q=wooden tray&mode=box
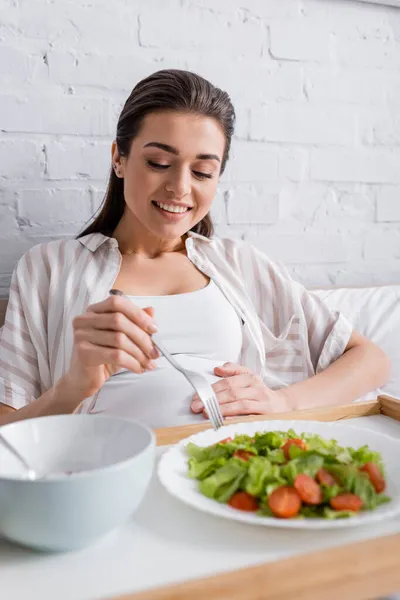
[113,395,400,600]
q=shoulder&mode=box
[195,235,291,280]
[14,236,95,282]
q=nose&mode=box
[165,168,191,199]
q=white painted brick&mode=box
[222,141,278,183]
[311,148,400,183]
[139,7,265,57]
[278,148,308,182]
[0,0,399,288]
[250,105,356,145]
[91,187,106,214]
[0,273,12,296]
[0,96,112,136]
[387,76,400,105]
[209,187,226,225]
[0,140,43,179]
[246,232,355,264]
[335,38,400,70]
[0,46,48,87]
[360,112,400,146]
[334,260,400,287]
[46,141,110,181]
[269,21,332,62]
[226,185,279,225]
[188,0,301,18]
[186,58,303,107]
[376,186,400,222]
[0,204,18,235]
[47,52,170,91]
[3,2,138,54]
[304,67,387,105]
[279,183,336,225]
[18,188,92,225]
[364,230,400,261]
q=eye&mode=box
[193,171,213,180]
[147,160,169,170]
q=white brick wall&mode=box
[0,0,400,294]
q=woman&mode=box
[0,69,390,428]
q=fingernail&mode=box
[147,323,158,334]
[151,346,159,359]
[147,361,157,371]
[191,400,202,412]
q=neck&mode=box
[112,212,187,259]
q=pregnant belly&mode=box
[87,356,224,428]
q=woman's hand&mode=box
[190,362,291,418]
[65,295,160,400]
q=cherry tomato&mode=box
[360,462,386,494]
[282,438,307,460]
[233,450,253,462]
[330,493,363,512]
[228,491,258,512]
[316,468,338,487]
[219,437,233,444]
[294,474,323,505]
[268,486,302,519]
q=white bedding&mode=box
[313,285,400,400]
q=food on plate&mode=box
[186,429,391,520]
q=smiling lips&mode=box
[153,201,192,214]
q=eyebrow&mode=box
[143,142,221,163]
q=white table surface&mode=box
[2,414,400,600]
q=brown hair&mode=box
[78,69,235,239]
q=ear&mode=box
[111,141,124,178]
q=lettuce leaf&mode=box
[253,429,297,453]
[186,442,232,462]
[199,460,247,503]
[349,445,385,473]
[243,456,286,497]
[281,454,324,485]
[187,456,227,480]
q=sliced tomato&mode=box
[233,449,253,462]
[268,486,302,519]
[360,462,386,494]
[228,491,258,512]
[219,437,233,445]
[330,493,363,512]
[316,468,337,487]
[282,438,307,460]
[294,474,323,505]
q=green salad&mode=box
[186,429,391,519]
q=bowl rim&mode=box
[0,413,156,483]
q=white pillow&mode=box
[313,285,400,400]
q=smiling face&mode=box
[112,110,225,249]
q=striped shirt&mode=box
[0,231,353,411]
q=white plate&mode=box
[158,420,400,529]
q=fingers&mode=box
[191,385,263,414]
[191,374,263,410]
[74,340,148,374]
[73,311,159,361]
[74,329,157,371]
[212,374,263,397]
[214,362,252,377]
[143,306,155,319]
[87,295,158,334]
[218,400,268,418]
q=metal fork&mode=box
[152,333,224,430]
[109,289,224,430]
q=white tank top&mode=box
[88,280,243,427]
